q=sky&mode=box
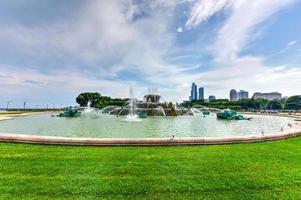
[0,0,301,108]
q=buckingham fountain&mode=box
[0,86,296,145]
[102,87,188,117]
[57,87,249,121]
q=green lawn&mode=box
[1,138,301,200]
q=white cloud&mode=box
[180,0,301,99]
[288,40,298,47]
[185,0,298,62]
[267,40,299,58]
[0,0,300,105]
[0,0,177,77]
[177,26,183,32]
[214,0,297,63]
[186,0,232,29]
[0,66,152,107]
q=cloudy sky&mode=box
[0,0,301,108]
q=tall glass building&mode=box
[230,89,237,101]
[209,95,216,102]
[189,82,198,100]
[199,87,204,100]
[237,90,249,100]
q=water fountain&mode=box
[156,106,166,117]
[121,87,141,122]
[104,87,189,117]
[83,101,93,113]
[190,108,202,115]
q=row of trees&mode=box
[76,92,127,109]
[182,95,301,111]
[76,92,301,111]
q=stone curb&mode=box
[0,123,300,146]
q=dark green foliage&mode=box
[76,92,127,109]
[182,98,269,110]
[286,95,301,110]
[266,100,282,110]
[95,97,128,109]
[182,97,298,111]
[76,92,102,107]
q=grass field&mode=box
[1,138,301,199]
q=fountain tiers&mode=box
[103,94,188,116]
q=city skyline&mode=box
[0,0,301,108]
[189,83,205,101]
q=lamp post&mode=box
[6,100,13,111]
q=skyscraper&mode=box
[189,82,198,101]
[230,89,237,101]
[198,87,204,100]
[208,95,216,102]
[237,90,249,100]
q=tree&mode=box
[239,98,260,110]
[76,92,102,107]
[266,100,282,110]
[253,98,268,110]
[76,92,128,109]
[286,95,301,110]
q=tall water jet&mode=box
[156,106,166,117]
[122,87,141,122]
[83,101,93,113]
[129,87,134,116]
[190,108,202,115]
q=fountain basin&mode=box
[0,113,300,146]
[0,113,296,137]
[0,122,300,146]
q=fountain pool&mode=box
[0,113,294,139]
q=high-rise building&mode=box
[237,90,249,100]
[252,92,282,100]
[189,82,198,101]
[208,95,216,102]
[229,89,237,101]
[198,87,204,100]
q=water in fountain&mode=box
[108,107,122,115]
[122,87,141,122]
[83,101,94,113]
[101,86,189,116]
[190,108,202,115]
[156,106,166,117]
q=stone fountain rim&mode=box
[0,122,300,146]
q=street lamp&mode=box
[6,100,13,111]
